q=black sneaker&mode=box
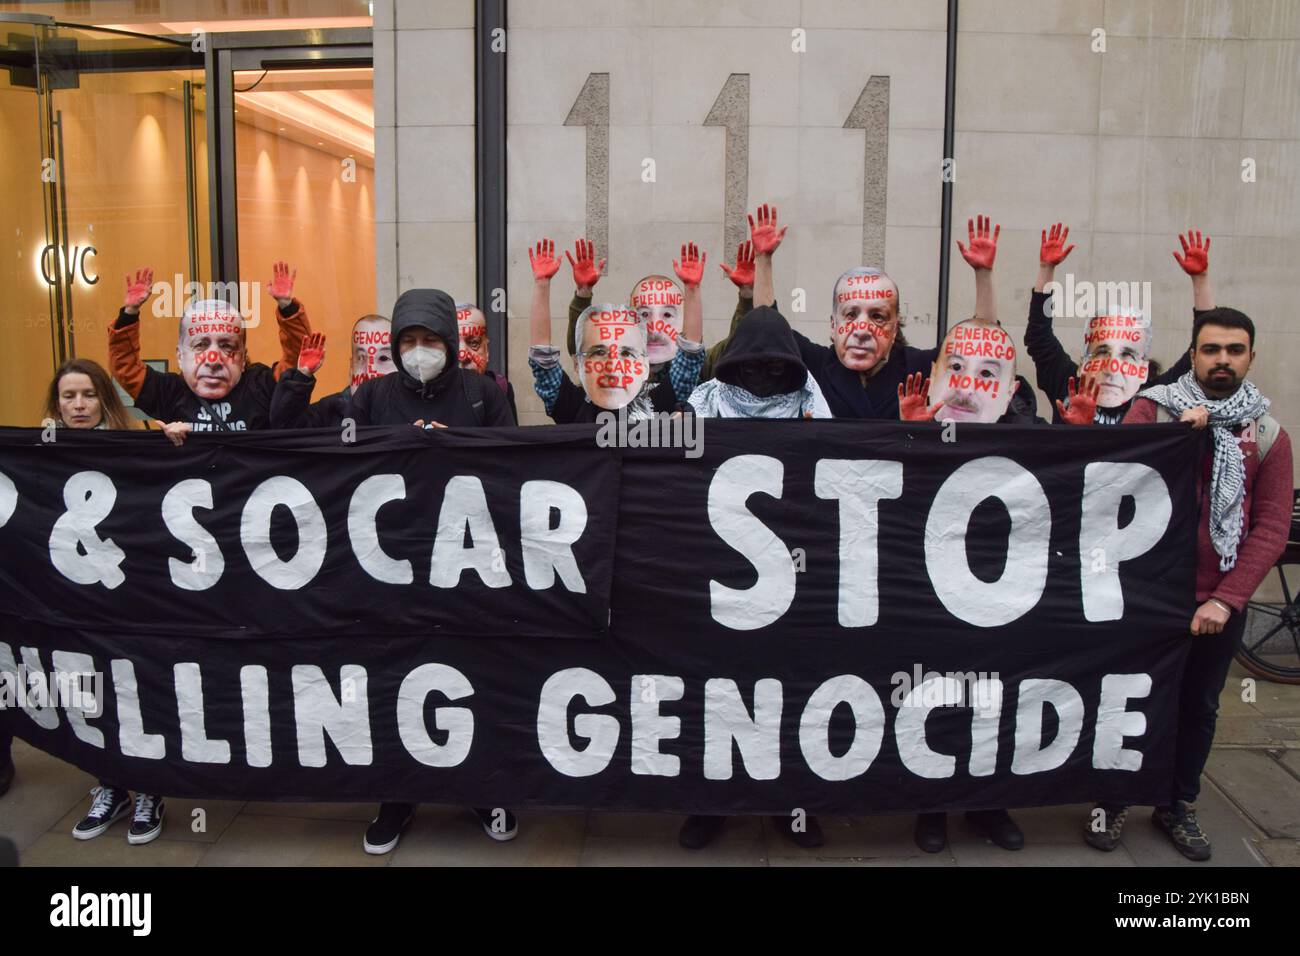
[966,809,1024,850]
[1152,801,1211,861]
[678,814,726,849]
[363,802,414,855]
[772,814,824,848]
[127,793,165,845]
[1083,803,1129,852]
[0,755,13,797]
[914,812,947,853]
[72,785,131,840]
[473,807,519,842]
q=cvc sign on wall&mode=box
[35,243,99,288]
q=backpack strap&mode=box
[461,370,486,426]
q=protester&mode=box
[701,240,756,381]
[352,287,516,854]
[896,215,1091,854]
[560,238,705,411]
[1025,224,1210,423]
[43,357,135,431]
[35,359,166,841]
[347,289,515,429]
[456,302,518,421]
[708,203,937,418]
[1083,307,1291,861]
[528,238,656,422]
[685,305,831,420]
[271,314,393,428]
[108,262,312,444]
[678,303,830,850]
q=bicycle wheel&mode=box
[1236,564,1300,684]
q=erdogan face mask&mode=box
[402,344,447,383]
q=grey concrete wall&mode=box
[377,0,1300,446]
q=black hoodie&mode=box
[348,289,515,427]
[712,306,809,395]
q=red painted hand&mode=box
[528,238,561,281]
[957,215,1000,270]
[672,241,706,288]
[564,238,605,291]
[1173,230,1210,275]
[267,260,297,304]
[719,240,756,288]
[123,267,154,313]
[297,331,326,375]
[748,203,787,256]
[1039,222,1075,266]
[1057,375,1100,425]
[898,372,942,421]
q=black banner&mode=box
[0,421,1197,814]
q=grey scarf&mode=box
[1140,371,1270,570]
[686,373,832,419]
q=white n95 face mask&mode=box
[402,345,446,383]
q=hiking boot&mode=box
[1083,803,1129,852]
[1152,801,1211,862]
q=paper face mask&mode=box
[178,299,246,400]
[574,304,650,410]
[456,303,489,373]
[830,267,900,373]
[630,275,683,366]
[1078,311,1150,408]
[930,320,1018,423]
[350,314,393,393]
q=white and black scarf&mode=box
[1140,371,1270,570]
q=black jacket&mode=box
[349,289,516,427]
[270,373,349,428]
[713,305,810,393]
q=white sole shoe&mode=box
[127,804,165,845]
[72,802,130,840]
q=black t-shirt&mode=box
[134,364,278,431]
[791,331,936,420]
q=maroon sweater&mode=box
[1125,396,1293,611]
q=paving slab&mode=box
[1204,749,1300,838]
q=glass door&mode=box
[0,14,203,424]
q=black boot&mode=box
[914,812,947,853]
[966,809,1024,850]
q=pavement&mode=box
[2,661,1296,867]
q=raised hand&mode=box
[565,238,605,292]
[297,331,326,375]
[898,372,942,421]
[957,215,1000,271]
[1173,230,1210,275]
[528,238,561,282]
[267,260,297,305]
[748,203,787,256]
[1057,375,1100,425]
[719,240,756,289]
[1040,222,1075,266]
[672,242,706,288]
[123,268,154,314]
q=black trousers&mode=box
[1171,609,1246,806]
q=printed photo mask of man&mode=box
[456,303,490,373]
[829,266,902,374]
[1078,309,1151,409]
[178,299,246,400]
[629,274,685,366]
[350,314,393,393]
[573,304,650,410]
[928,319,1018,423]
